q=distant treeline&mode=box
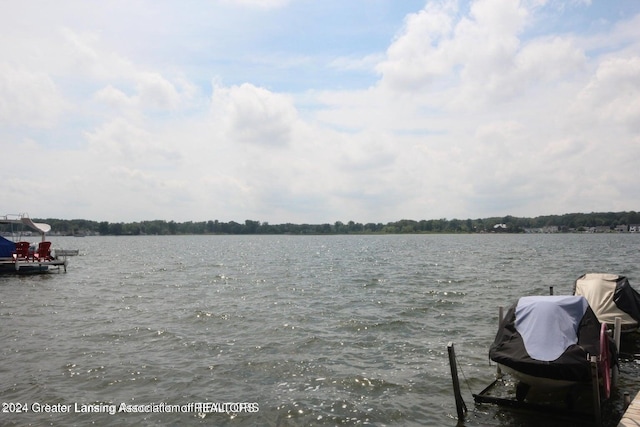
[3,211,638,236]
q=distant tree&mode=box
[382,224,398,233]
[465,219,473,232]
[245,220,259,234]
[364,223,379,233]
[448,219,461,232]
[98,221,109,235]
[109,222,123,235]
[23,210,640,236]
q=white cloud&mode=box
[85,118,182,166]
[212,83,298,146]
[376,0,457,91]
[514,36,586,83]
[0,64,67,127]
[94,85,136,110]
[135,72,182,110]
[375,0,589,110]
[1,0,639,223]
[577,56,640,131]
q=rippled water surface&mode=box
[1,234,640,426]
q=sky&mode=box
[2,0,639,224]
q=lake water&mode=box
[1,234,640,426]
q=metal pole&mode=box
[447,342,467,421]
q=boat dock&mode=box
[619,392,640,427]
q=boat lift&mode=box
[448,312,624,426]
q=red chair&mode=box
[33,241,52,262]
[13,241,30,261]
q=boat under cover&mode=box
[0,234,15,258]
[489,295,612,387]
[573,273,640,332]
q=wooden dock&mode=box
[619,392,640,427]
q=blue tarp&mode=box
[515,295,589,361]
[0,235,16,257]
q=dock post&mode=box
[590,355,601,426]
[613,317,621,389]
[614,317,622,352]
[496,307,503,378]
[447,342,467,421]
[624,392,630,411]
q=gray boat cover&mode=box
[574,273,640,329]
[515,296,588,361]
[490,295,605,382]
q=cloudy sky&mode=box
[2,0,639,224]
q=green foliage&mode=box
[4,211,635,236]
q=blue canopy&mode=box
[515,295,589,361]
[0,235,16,257]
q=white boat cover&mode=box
[515,295,589,362]
[574,273,640,329]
